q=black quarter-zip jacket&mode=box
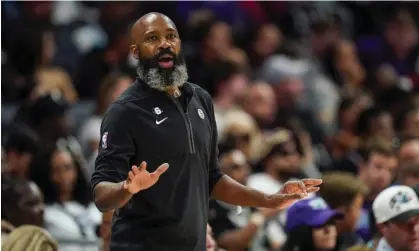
[91,79,224,251]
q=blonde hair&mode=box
[2,225,58,251]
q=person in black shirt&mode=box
[91,12,322,251]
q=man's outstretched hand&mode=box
[123,161,169,194]
[270,179,322,210]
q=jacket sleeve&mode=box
[90,103,136,195]
[207,93,224,195]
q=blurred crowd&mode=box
[2,1,419,251]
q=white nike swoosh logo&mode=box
[156,117,168,125]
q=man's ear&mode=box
[130,45,139,59]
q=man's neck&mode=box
[166,86,181,97]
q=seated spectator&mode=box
[31,147,101,251]
[212,61,249,141]
[222,109,262,160]
[283,197,343,251]
[2,225,58,251]
[78,72,131,165]
[318,172,369,246]
[242,81,278,132]
[209,148,285,250]
[397,162,419,187]
[356,107,395,142]
[247,128,306,192]
[1,175,44,232]
[26,93,89,178]
[372,185,419,251]
[399,139,419,168]
[2,124,39,179]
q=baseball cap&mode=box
[373,185,419,224]
[285,197,343,232]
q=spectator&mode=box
[399,139,419,167]
[242,81,278,132]
[212,60,249,140]
[401,108,419,140]
[247,23,283,71]
[31,147,101,251]
[2,225,58,251]
[397,162,419,187]
[209,148,285,250]
[78,72,131,161]
[372,185,419,251]
[248,128,305,192]
[283,197,343,251]
[317,172,369,246]
[1,175,44,229]
[356,107,395,142]
[222,109,262,160]
[25,93,89,177]
[2,124,39,179]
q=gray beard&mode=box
[136,63,189,91]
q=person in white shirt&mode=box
[372,185,419,251]
[31,147,102,251]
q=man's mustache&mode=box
[151,49,178,63]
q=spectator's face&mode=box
[50,150,77,195]
[399,141,419,167]
[312,224,338,250]
[386,17,418,55]
[244,83,277,125]
[369,113,395,140]
[274,77,305,107]
[340,96,372,131]
[220,150,250,185]
[225,73,249,103]
[7,181,44,227]
[225,124,254,158]
[205,22,232,59]
[310,27,339,56]
[403,112,419,138]
[253,24,282,58]
[402,172,419,187]
[362,153,394,195]
[380,217,419,251]
[206,224,216,251]
[270,141,301,174]
[335,41,365,85]
[6,151,33,179]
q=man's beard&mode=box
[136,50,189,91]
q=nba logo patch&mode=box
[198,109,205,119]
[102,132,108,149]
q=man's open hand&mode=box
[123,161,169,194]
[270,179,322,210]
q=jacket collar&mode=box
[134,77,195,98]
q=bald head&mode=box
[131,12,177,45]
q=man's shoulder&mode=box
[188,82,211,100]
